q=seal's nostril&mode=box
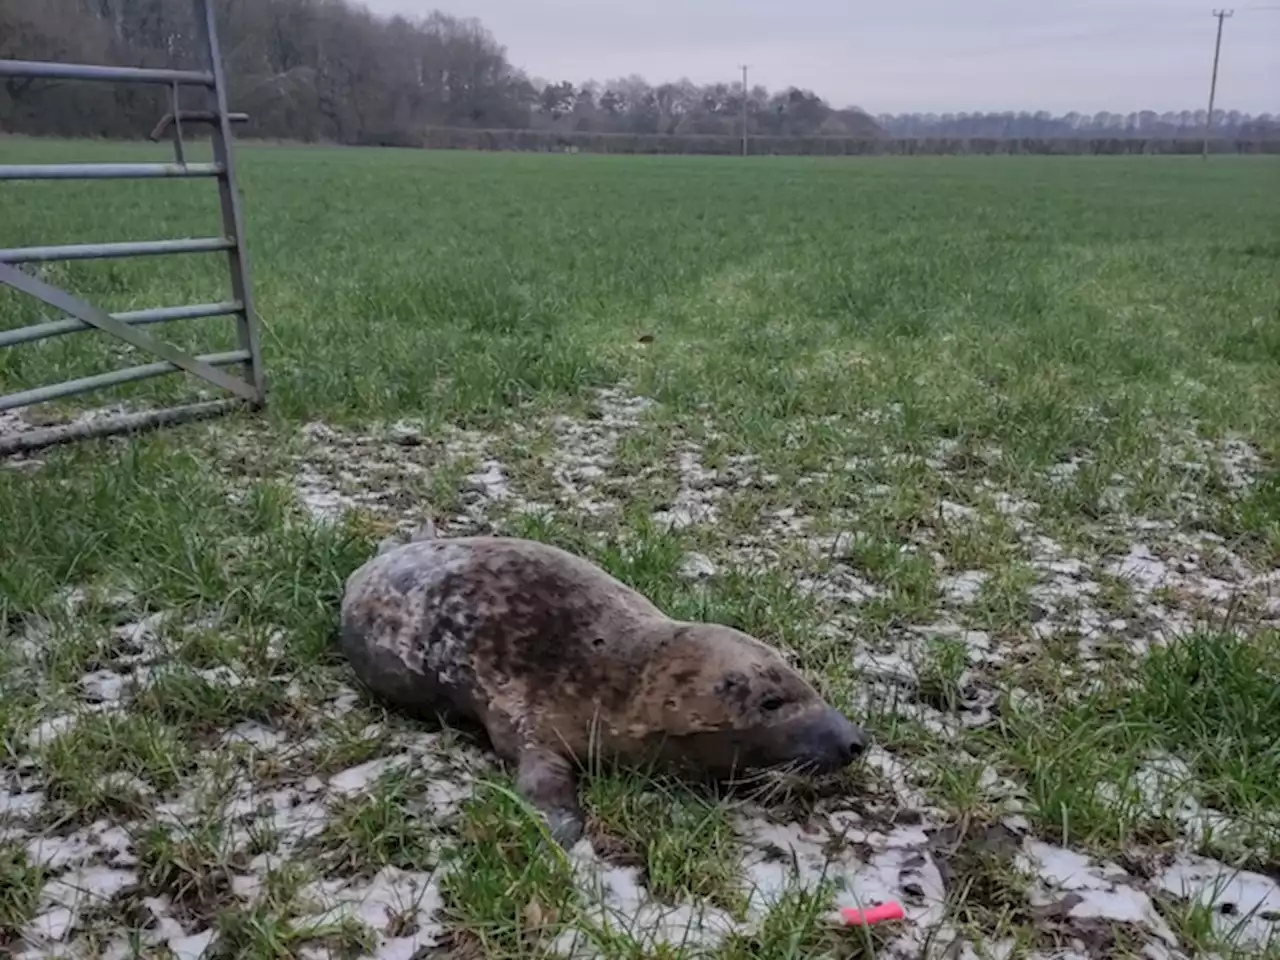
[847,737,867,760]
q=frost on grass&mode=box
[0,589,481,957]
[0,405,145,472]
[7,391,1279,958]
[252,390,1280,957]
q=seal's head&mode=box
[635,622,869,779]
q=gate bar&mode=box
[0,351,250,412]
[0,0,265,451]
[0,163,223,180]
[0,59,213,86]
[0,399,242,458]
[150,111,248,141]
[0,238,233,264]
[0,261,258,403]
[197,0,265,400]
[0,301,243,349]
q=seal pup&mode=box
[339,526,869,845]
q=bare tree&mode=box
[2,0,1273,147]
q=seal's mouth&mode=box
[652,708,870,781]
[787,707,870,773]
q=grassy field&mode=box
[2,137,1279,959]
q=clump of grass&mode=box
[844,537,940,631]
[222,512,378,672]
[0,682,37,768]
[303,710,395,776]
[934,822,1034,934]
[981,629,1280,863]
[0,845,47,946]
[25,619,126,690]
[1215,471,1280,566]
[40,712,194,819]
[210,901,376,960]
[170,622,253,671]
[715,884,885,959]
[1095,572,1137,618]
[983,689,1170,854]
[1124,628,1280,816]
[934,511,1021,572]
[439,780,581,956]
[584,771,745,917]
[130,666,292,739]
[315,768,438,876]
[969,561,1039,632]
[134,818,244,925]
[916,634,970,713]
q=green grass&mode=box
[314,767,439,877]
[582,771,746,916]
[0,846,48,947]
[2,138,1279,957]
[40,711,197,820]
[440,783,583,956]
[982,629,1280,870]
[1122,629,1280,817]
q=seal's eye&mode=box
[761,695,786,712]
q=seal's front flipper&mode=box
[516,746,584,847]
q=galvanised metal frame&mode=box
[0,0,264,456]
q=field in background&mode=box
[2,140,1279,959]
[327,127,1280,155]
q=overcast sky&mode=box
[358,0,1278,114]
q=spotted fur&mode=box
[339,533,869,845]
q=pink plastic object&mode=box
[840,901,905,926]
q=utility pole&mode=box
[1203,9,1232,159]
[740,64,749,156]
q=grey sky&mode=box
[358,0,1278,114]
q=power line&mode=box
[1204,9,1233,158]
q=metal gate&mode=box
[0,0,264,456]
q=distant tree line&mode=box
[2,0,1276,149]
[419,129,1278,156]
[877,110,1278,140]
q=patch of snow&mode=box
[1106,544,1171,594]
[679,552,718,580]
[78,670,128,704]
[1020,841,1177,945]
[651,445,723,531]
[940,500,978,523]
[167,929,217,960]
[464,460,511,501]
[1154,855,1280,948]
[562,841,740,953]
[328,755,411,795]
[852,650,918,686]
[1,789,46,819]
[296,867,444,952]
[941,571,988,604]
[222,721,287,751]
[24,906,76,943]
